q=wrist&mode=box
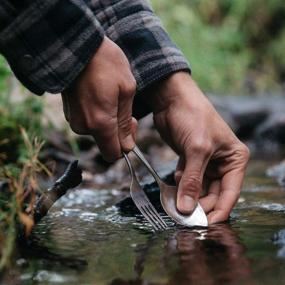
[147,71,198,114]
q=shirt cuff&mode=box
[0,0,105,95]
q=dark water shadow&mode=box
[109,224,256,285]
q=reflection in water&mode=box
[133,235,157,279]
[109,224,255,285]
[273,229,285,258]
[7,178,285,285]
[165,225,254,285]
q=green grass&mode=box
[151,0,285,94]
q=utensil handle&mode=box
[132,145,162,184]
[123,152,135,180]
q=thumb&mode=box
[177,153,209,215]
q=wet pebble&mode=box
[266,160,285,187]
[273,229,285,259]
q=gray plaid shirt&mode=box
[0,0,190,97]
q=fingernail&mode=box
[207,213,218,225]
[123,134,134,151]
[175,171,183,184]
[207,211,226,225]
[178,195,196,215]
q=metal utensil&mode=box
[132,145,208,227]
[123,153,168,231]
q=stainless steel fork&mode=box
[123,153,168,231]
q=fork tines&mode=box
[123,152,167,231]
[133,192,168,231]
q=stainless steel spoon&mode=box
[132,145,208,227]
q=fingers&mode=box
[199,180,220,213]
[118,78,136,152]
[62,86,121,161]
[91,112,121,162]
[207,168,245,224]
[86,81,136,160]
[177,146,211,215]
[61,77,136,162]
[207,145,249,224]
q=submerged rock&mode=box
[116,173,175,215]
[273,229,285,259]
[209,95,285,154]
[266,160,285,187]
[256,114,285,144]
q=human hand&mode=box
[61,37,137,161]
[149,72,250,224]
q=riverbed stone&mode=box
[209,95,285,153]
[116,173,175,215]
[266,160,285,187]
[256,114,285,144]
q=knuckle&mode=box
[191,140,212,156]
[123,80,136,97]
[190,142,203,153]
[118,116,132,133]
[202,143,212,156]
[242,145,250,161]
[235,143,250,163]
[130,78,137,91]
[89,113,115,133]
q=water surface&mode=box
[3,159,285,285]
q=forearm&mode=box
[0,0,105,95]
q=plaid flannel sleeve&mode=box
[88,0,190,92]
[88,0,191,117]
[0,0,105,95]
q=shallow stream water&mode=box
[3,158,285,285]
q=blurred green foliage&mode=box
[0,56,11,91]
[0,129,47,270]
[0,58,45,270]
[0,1,284,95]
[151,0,285,94]
[0,92,43,166]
